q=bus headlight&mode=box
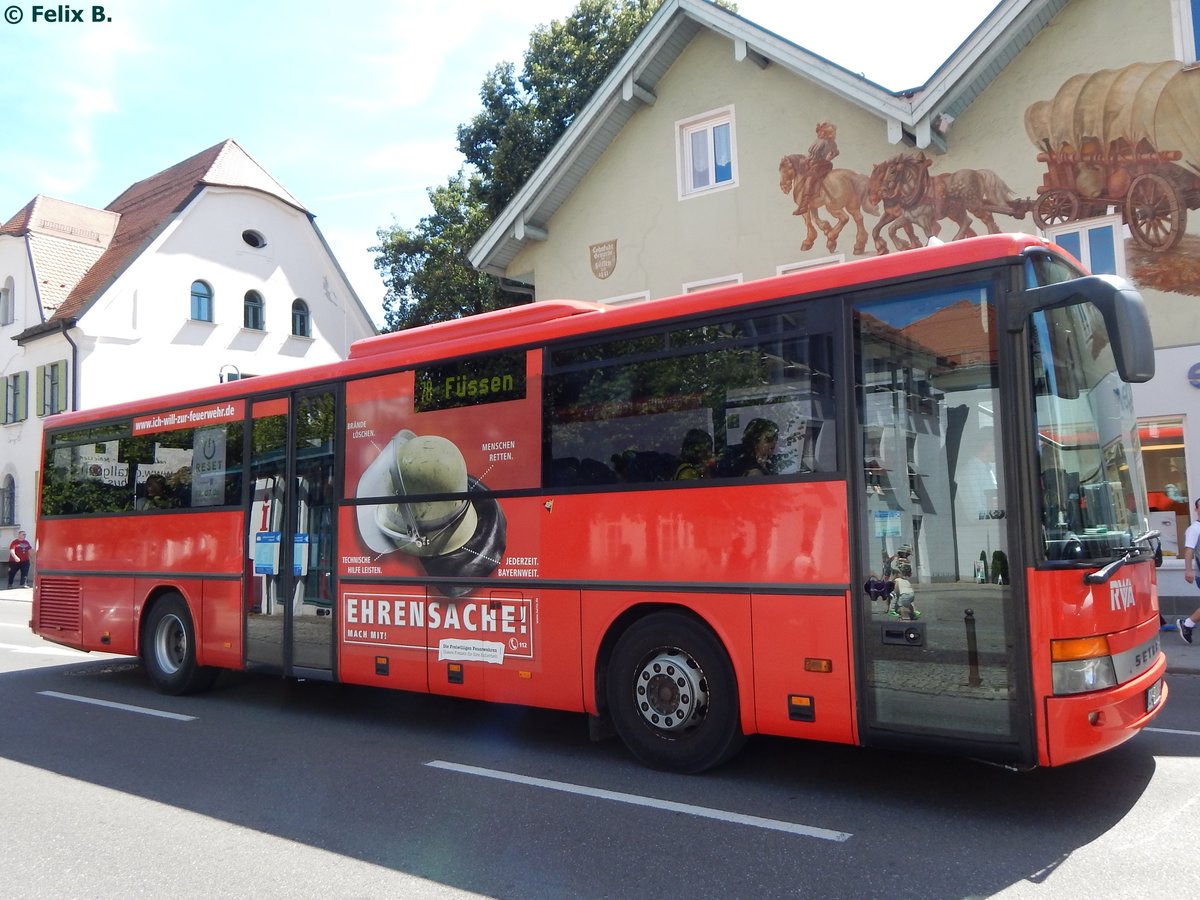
[1051,636,1118,695]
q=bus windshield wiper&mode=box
[1084,530,1159,584]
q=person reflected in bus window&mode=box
[864,572,893,612]
[889,560,921,620]
[961,431,999,520]
[717,418,780,477]
[138,474,173,510]
[883,542,912,578]
[674,429,714,480]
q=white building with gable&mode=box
[0,139,377,555]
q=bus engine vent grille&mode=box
[37,577,82,632]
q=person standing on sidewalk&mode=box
[7,530,32,588]
[1179,499,1200,644]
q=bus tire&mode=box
[607,611,746,773]
[141,593,216,695]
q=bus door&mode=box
[851,282,1028,758]
[246,390,338,677]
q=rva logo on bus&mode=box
[1109,578,1135,612]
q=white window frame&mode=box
[1172,0,1200,65]
[777,254,844,276]
[37,360,68,417]
[682,274,742,294]
[244,289,265,331]
[291,299,311,338]
[601,290,650,306]
[191,280,214,322]
[4,371,28,424]
[676,106,738,200]
[1042,213,1127,279]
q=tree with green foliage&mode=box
[373,0,664,332]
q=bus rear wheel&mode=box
[607,612,745,773]
[141,593,216,695]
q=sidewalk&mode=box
[3,585,1198,673]
[0,585,32,603]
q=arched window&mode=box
[0,474,14,526]
[0,276,14,326]
[191,280,213,322]
[291,299,310,337]
[244,290,265,330]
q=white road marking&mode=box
[38,691,196,721]
[0,641,86,656]
[426,760,852,842]
[1145,726,1200,737]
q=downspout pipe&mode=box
[60,319,78,412]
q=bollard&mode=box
[964,608,982,687]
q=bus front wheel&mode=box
[607,612,745,773]
[141,593,216,695]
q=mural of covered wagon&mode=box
[1025,61,1200,252]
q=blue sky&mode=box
[0,0,998,327]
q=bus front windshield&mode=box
[1031,302,1149,563]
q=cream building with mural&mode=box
[471,0,1200,610]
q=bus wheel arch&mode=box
[139,589,217,695]
[603,608,746,773]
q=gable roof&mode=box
[53,139,307,323]
[469,0,1065,278]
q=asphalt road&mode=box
[2,593,1199,899]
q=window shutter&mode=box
[56,359,69,413]
[36,364,46,417]
[15,371,26,421]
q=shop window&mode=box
[1139,418,1189,559]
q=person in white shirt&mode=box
[1179,498,1200,644]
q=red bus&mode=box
[31,234,1166,773]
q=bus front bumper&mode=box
[1043,652,1168,767]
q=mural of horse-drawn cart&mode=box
[1025,61,1200,252]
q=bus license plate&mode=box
[1146,679,1163,713]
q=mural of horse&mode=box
[868,153,1029,254]
[779,154,879,255]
